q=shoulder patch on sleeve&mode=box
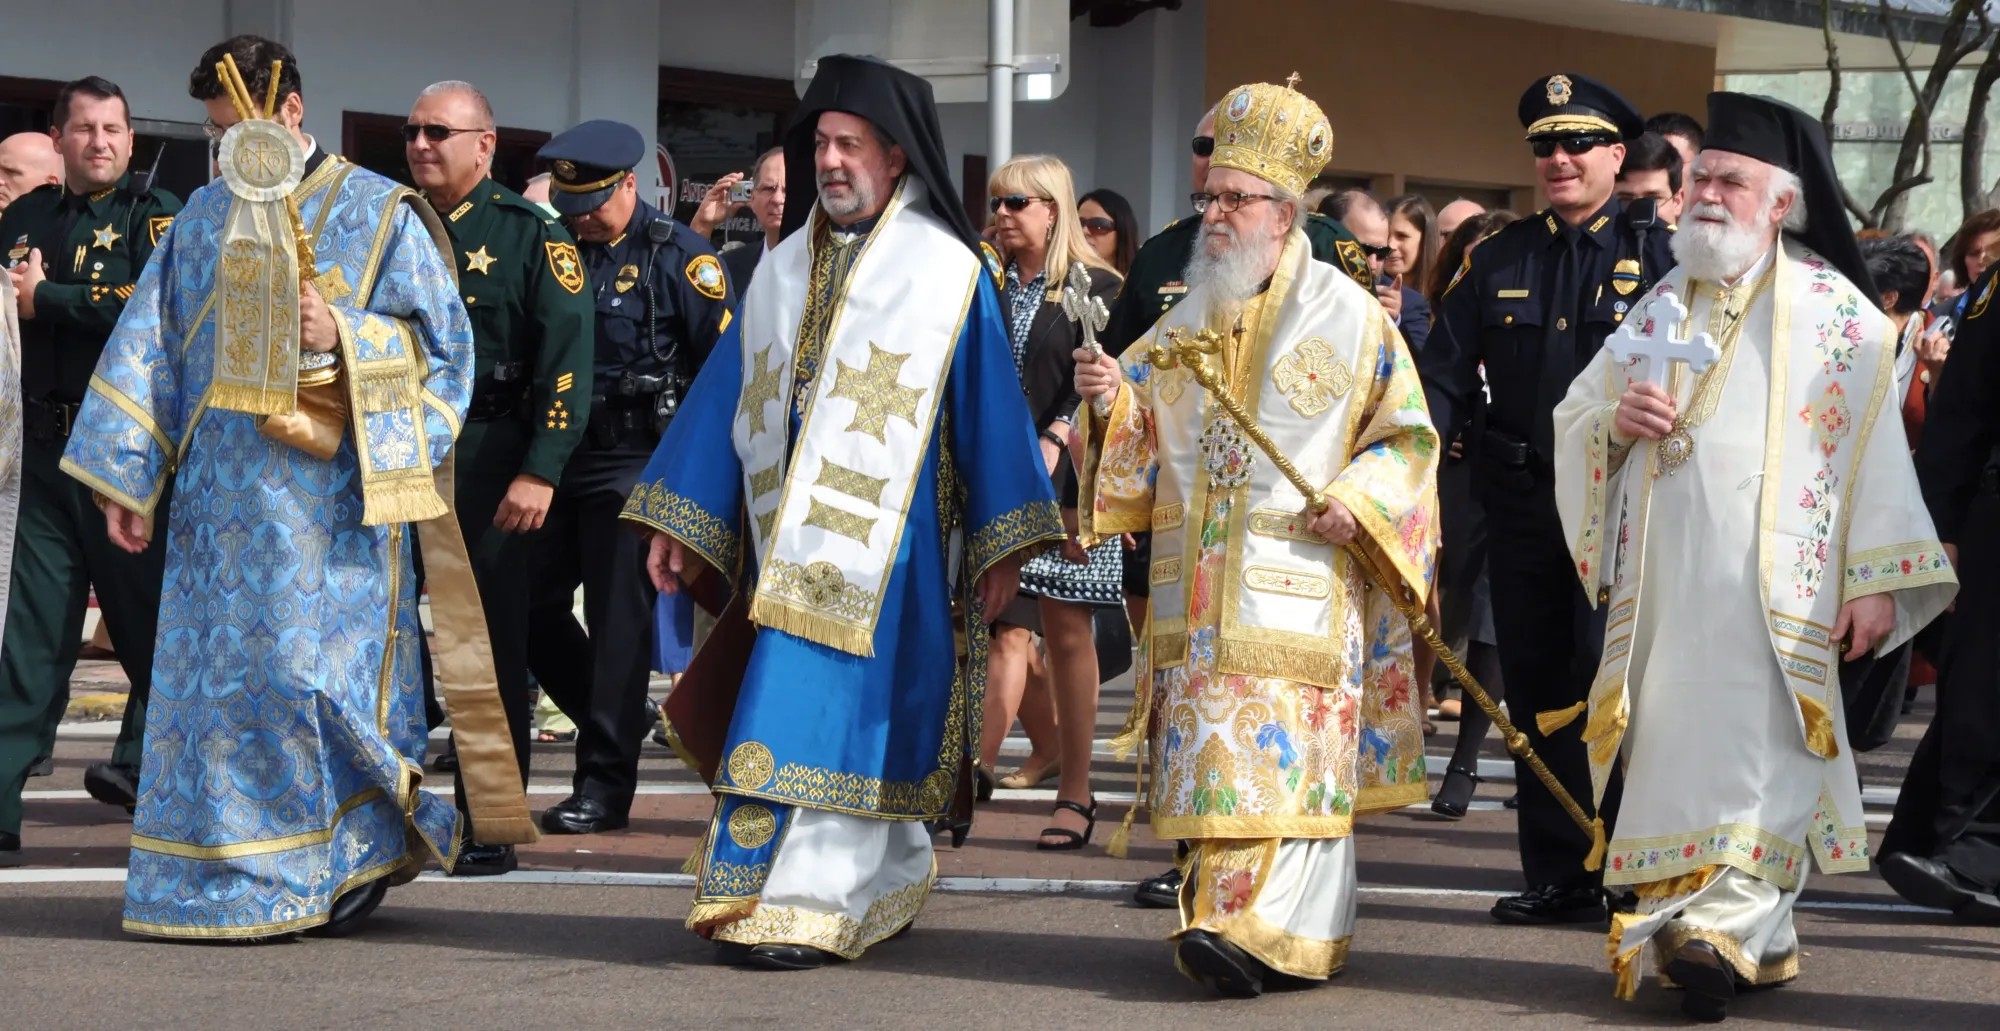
[686,252,726,299]
[1334,238,1371,290]
[147,215,173,247]
[979,240,1005,286]
[1968,274,1996,321]
[545,241,584,294]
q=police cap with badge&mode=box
[541,118,643,217]
[1517,72,1645,149]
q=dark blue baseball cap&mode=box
[538,119,645,216]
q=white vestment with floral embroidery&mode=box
[1553,241,1956,991]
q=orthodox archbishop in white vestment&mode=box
[1554,92,1954,1019]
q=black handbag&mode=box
[1094,606,1133,684]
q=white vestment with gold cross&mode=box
[1553,240,1956,995]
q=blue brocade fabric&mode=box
[60,161,474,938]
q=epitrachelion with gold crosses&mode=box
[734,177,982,656]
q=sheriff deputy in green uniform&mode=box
[405,81,593,876]
[1100,85,1372,912]
[0,76,181,858]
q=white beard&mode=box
[1184,222,1280,318]
[1671,202,1776,283]
[817,170,876,221]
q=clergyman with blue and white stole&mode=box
[57,37,530,940]
[622,55,1063,966]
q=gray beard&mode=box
[818,174,876,221]
[1184,224,1277,315]
[1671,205,1775,283]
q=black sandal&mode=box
[975,767,995,803]
[1036,798,1097,851]
[1432,764,1481,819]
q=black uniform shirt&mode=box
[578,198,734,394]
[1421,196,1676,459]
[0,173,181,404]
[1916,264,2000,544]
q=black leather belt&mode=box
[23,398,80,441]
[466,388,527,422]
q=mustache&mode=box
[1688,201,1733,223]
[817,169,852,188]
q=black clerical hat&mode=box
[780,54,981,256]
[1704,92,1876,298]
[538,119,644,217]
[1518,73,1644,141]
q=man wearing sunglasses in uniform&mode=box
[1419,72,1675,927]
[403,81,595,875]
[1101,83,1376,912]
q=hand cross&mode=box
[1605,286,1719,386]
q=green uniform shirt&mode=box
[0,173,181,403]
[432,177,595,484]
[1102,211,1373,356]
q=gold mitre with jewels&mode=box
[1210,74,1333,196]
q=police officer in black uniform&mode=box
[0,78,181,863]
[529,121,733,834]
[1420,73,1675,925]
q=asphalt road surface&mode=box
[4,674,1997,1029]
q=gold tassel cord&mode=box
[680,826,710,875]
[1537,701,1589,735]
[1147,327,1606,866]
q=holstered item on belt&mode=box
[23,398,79,442]
[466,388,528,422]
[586,394,664,450]
[1480,428,1535,470]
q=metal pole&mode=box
[988,0,1015,169]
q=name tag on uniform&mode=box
[1496,289,1530,299]
[1157,282,1188,295]
[7,234,26,264]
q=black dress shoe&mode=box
[305,879,388,938]
[540,794,629,835]
[1664,940,1735,1022]
[745,943,832,970]
[0,831,20,868]
[714,941,754,965]
[1133,867,1183,909]
[1431,764,1481,819]
[431,740,459,774]
[449,843,517,877]
[1177,929,1267,998]
[1502,792,1520,810]
[1490,882,1608,925]
[1879,852,2000,919]
[28,755,53,778]
[82,762,138,811]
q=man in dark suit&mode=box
[1323,188,1429,353]
[691,146,786,300]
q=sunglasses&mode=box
[989,193,1050,214]
[1191,135,1215,158]
[1358,242,1395,261]
[1530,135,1614,158]
[1080,216,1116,235]
[401,123,484,144]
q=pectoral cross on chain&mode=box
[1062,260,1112,416]
[1605,286,1718,386]
[1604,286,1719,475]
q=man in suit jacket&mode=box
[692,147,786,300]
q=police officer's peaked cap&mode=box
[1517,73,1644,142]
[538,119,645,216]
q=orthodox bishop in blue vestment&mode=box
[625,55,1063,968]
[59,37,530,940]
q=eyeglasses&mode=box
[1190,191,1277,215]
[1357,242,1395,262]
[1530,135,1614,158]
[1080,216,1116,235]
[989,193,1050,214]
[1191,135,1215,158]
[401,123,484,144]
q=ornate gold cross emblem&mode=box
[827,342,924,442]
[739,344,784,435]
[1270,337,1350,418]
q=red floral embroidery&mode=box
[1379,665,1412,711]
[1683,843,1698,859]
[1214,869,1255,916]
[1901,559,1913,574]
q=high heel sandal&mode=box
[975,767,995,803]
[1035,797,1097,851]
[1431,764,1481,819]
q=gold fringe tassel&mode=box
[748,594,876,658]
[1536,701,1589,735]
[1585,816,1608,872]
[685,898,758,934]
[680,827,710,876]
[1795,691,1840,759]
[1214,638,1347,691]
[208,381,299,418]
[1105,742,1145,859]
[360,475,448,526]
[1607,912,1647,1001]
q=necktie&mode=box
[1534,227,1581,457]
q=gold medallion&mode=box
[1657,423,1694,475]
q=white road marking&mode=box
[0,867,1948,914]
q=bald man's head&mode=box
[0,133,62,211]
[1435,198,1485,240]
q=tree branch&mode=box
[1964,25,2000,219]
[1821,0,1879,225]
[1870,0,1980,227]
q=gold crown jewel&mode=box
[1210,74,1333,196]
